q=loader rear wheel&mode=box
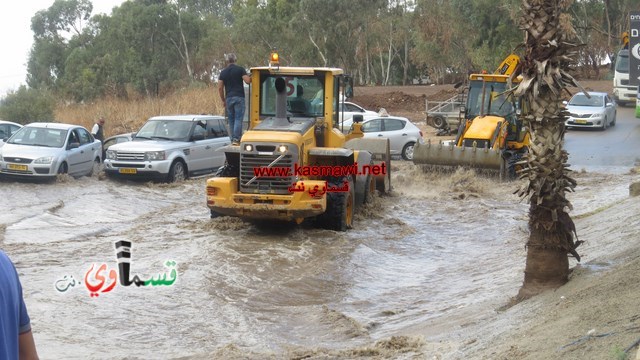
[363,174,375,204]
[316,176,354,231]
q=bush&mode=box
[0,86,56,124]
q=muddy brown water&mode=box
[0,162,634,359]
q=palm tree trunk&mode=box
[514,0,584,300]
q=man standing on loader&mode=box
[218,53,251,145]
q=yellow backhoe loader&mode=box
[412,55,530,179]
[205,52,391,231]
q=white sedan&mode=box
[0,123,102,179]
[337,102,379,132]
[565,92,617,130]
[359,115,423,160]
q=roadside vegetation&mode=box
[0,0,637,124]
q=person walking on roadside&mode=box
[91,116,106,143]
[218,53,250,145]
[0,250,40,360]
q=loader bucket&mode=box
[345,138,391,193]
[412,139,503,170]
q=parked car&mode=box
[102,132,135,160]
[337,102,379,132]
[358,115,423,160]
[0,122,102,179]
[103,115,230,182]
[565,92,616,130]
[0,120,23,147]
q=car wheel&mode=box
[88,157,101,177]
[167,160,187,183]
[401,142,416,161]
[611,113,616,126]
[57,162,68,174]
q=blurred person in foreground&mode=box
[0,250,39,360]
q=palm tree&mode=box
[513,0,584,299]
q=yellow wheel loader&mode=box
[206,52,391,231]
[412,55,530,180]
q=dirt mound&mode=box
[353,91,426,114]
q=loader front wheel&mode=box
[316,176,354,231]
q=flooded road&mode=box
[0,168,528,358]
[1,159,636,357]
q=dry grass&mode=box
[53,85,225,137]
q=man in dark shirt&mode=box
[218,53,250,144]
[0,250,39,360]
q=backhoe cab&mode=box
[206,52,391,231]
[413,54,530,180]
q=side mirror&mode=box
[352,114,364,123]
[68,142,80,149]
[562,100,568,106]
[606,102,613,107]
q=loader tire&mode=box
[316,176,354,231]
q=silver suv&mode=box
[104,115,230,182]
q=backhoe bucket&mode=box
[412,139,503,170]
[345,138,391,193]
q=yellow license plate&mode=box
[575,119,587,124]
[8,163,28,171]
[119,168,137,174]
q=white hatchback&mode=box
[359,115,423,160]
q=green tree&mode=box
[0,86,56,124]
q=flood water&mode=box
[0,162,634,359]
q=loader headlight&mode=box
[278,145,288,153]
[244,144,253,152]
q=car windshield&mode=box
[7,127,67,148]
[568,94,603,107]
[136,120,193,141]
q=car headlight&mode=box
[590,113,603,118]
[106,150,116,160]
[34,156,54,164]
[145,151,166,161]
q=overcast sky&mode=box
[0,0,125,98]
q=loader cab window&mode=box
[467,80,514,118]
[259,74,324,118]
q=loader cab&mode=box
[464,74,525,145]
[466,75,516,120]
[249,65,353,134]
